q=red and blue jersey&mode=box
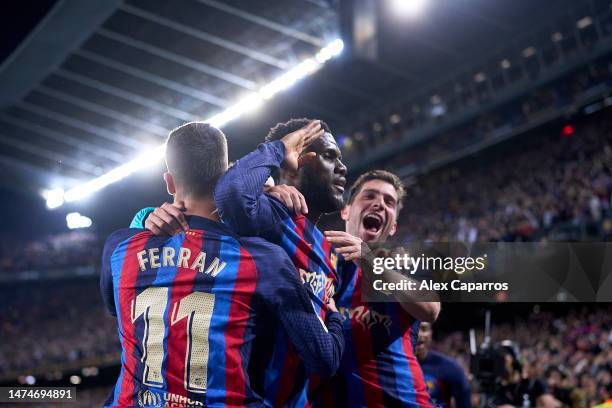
[323,260,433,408]
[214,141,340,407]
[101,215,344,408]
[420,350,472,408]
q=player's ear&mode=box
[389,221,397,236]
[164,172,176,195]
[340,205,350,221]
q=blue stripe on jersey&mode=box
[206,235,240,403]
[387,306,419,406]
[152,234,185,392]
[279,218,299,260]
[263,333,288,404]
[263,218,299,401]
[308,222,325,316]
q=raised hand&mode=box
[280,120,324,171]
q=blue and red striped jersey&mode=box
[214,141,340,407]
[322,260,434,408]
[420,350,472,408]
[100,215,344,408]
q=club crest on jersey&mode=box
[299,268,335,301]
[339,305,392,334]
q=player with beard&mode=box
[132,119,348,407]
[212,118,347,407]
[416,322,471,408]
[268,170,439,407]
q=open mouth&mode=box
[363,213,383,234]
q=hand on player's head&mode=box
[280,120,324,172]
[145,202,188,236]
[265,184,309,215]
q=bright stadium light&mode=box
[391,0,428,16]
[45,39,344,207]
[64,145,166,203]
[43,188,65,209]
[66,212,92,229]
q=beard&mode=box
[300,173,344,214]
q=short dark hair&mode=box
[265,118,331,142]
[165,122,228,197]
[347,170,406,213]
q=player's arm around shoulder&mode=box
[247,239,345,377]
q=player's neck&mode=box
[178,197,220,223]
[307,210,322,225]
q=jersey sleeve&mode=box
[100,229,141,316]
[129,207,155,228]
[214,141,290,237]
[255,245,345,377]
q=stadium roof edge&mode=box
[0,0,122,110]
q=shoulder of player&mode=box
[103,227,147,252]
[263,192,294,219]
[238,237,293,270]
[239,236,288,259]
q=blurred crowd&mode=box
[434,305,611,408]
[0,230,101,273]
[346,5,612,155]
[375,55,612,173]
[0,281,118,377]
[397,108,612,243]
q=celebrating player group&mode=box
[101,118,441,407]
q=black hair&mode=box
[265,118,331,142]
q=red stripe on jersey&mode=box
[224,246,257,406]
[165,231,202,397]
[291,215,310,272]
[320,235,335,306]
[273,215,309,407]
[116,234,149,407]
[400,313,431,408]
[351,274,385,408]
[275,343,301,407]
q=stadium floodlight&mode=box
[43,188,65,209]
[391,0,428,16]
[576,16,592,29]
[64,145,166,203]
[45,39,344,208]
[66,212,93,229]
